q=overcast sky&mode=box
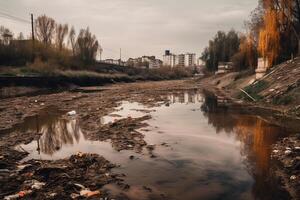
[0,0,257,60]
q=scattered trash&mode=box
[4,190,32,200]
[76,151,84,157]
[290,175,297,180]
[74,183,85,189]
[40,103,45,106]
[49,193,57,197]
[67,110,77,116]
[24,179,45,190]
[70,193,80,199]
[4,193,19,200]
[80,189,101,198]
[17,164,31,172]
[34,100,38,103]
[31,180,46,190]
[284,150,292,155]
[273,150,279,153]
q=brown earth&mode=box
[0,80,200,200]
[0,71,300,199]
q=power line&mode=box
[0,11,30,24]
[0,15,30,25]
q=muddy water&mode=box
[15,90,293,200]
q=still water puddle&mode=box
[13,90,295,200]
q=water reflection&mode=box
[38,118,82,155]
[11,91,297,200]
[200,92,291,199]
[167,90,204,104]
[14,108,84,157]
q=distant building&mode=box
[103,59,126,66]
[127,56,162,69]
[216,62,234,74]
[163,50,197,67]
[163,50,177,67]
[184,53,196,67]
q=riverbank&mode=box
[195,57,300,200]
[0,79,299,199]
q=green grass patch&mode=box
[239,80,269,101]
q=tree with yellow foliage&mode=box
[258,9,280,67]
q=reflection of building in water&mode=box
[167,91,203,104]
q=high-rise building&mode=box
[163,51,197,67]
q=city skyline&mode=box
[0,0,257,60]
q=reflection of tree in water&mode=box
[201,92,290,199]
[20,111,82,155]
[39,118,82,155]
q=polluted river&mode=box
[2,85,297,200]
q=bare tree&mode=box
[76,27,99,63]
[69,26,76,56]
[55,23,69,50]
[35,15,56,45]
[0,26,13,45]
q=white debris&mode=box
[290,175,297,180]
[49,193,57,197]
[34,100,38,103]
[17,164,31,172]
[273,150,279,153]
[4,194,19,200]
[24,180,45,190]
[67,110,77,116]
[284,150,292,155]
[70,193,80,199]
[74,183,85,189]
[31,180,45,190]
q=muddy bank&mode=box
[272,135,300,200]
[0,151,126,200]
[0,80,197,199]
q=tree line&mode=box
[0,15,100,67]
[201,0,300,72]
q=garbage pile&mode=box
[2,153,126,200]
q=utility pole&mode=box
[119,48,122,66]
[31,13,35,61]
